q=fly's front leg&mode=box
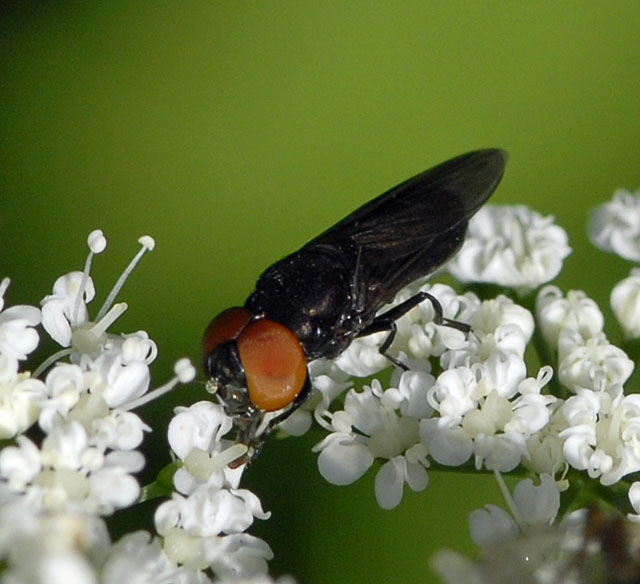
[358,291,471,368]
[247,375,313,461]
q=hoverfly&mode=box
[202,149,507,464]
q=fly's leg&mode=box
[229,376,312,467]
[246,375,313,462]
[358,291,470,369]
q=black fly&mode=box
[202,149,507,464]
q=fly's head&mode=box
[202,306,309,464]
[203,339,256,418]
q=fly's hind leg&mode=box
[357,291,470,368]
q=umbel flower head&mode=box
[589,187,640,261]
[446,205,571,292]
[3,180,640,584]
[0,228,295,584]
[0,232,166,515]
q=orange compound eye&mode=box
[202,307,252,359]
[237,318,307,412]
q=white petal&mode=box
[316,433,373,485]
[374,457,405,509]
[167,401,232,460]
[469,504,518,547]
[103,362,150,408]
[611,268,640,338]
[628,482,640,519]
[421,419,473,466]
[512,474,559,526]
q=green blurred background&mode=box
[2,3,640,582]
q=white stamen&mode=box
[0,277,10,298]
[174,358,196,383]
[73,233,103,324]
[121,358,194,411]
[138,235,155,250]
[32,348,74,378]
[90,302,128,338]
[87,229,107,254]
[95,236,155,322]
[211,444,248,469]
[494,470,526,531]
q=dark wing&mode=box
[305,149,507,316]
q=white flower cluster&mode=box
[589,187,640,339]
[311,283,556,509]
[589,187,640,261]
[5,188,640,583]
[431,474,632,584]
[447,205,571,292]
[0,232,171,517]
[155,401,274,579]
[0,231,285,584]
[306,198,640,530]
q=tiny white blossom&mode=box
[307,358,353,430]
[314,429,374,485]
[313,379,429,508]
[0,497,110,584]
[523,402,568,483]
[589,187,640,261]
[560,385,640,484]
[627,481,640,523]
[102,531,207,584]
[469,504,519,547]
[611,267,640,338]
[441,295,533,370]
[160,487,270,538]
[0,304,41,363]
[387,369,435,418]
[202,532,274,580]
[41,272,97,347]
[447,205,571,291]
[375,452,428,509]
[426,366,478,420]
[89,346,151,408]
[536,286,604,347]
[0,373,47,438]
[471,294,535,341]
[403,283,477,360]
[40,233,153,356]
[0,435,42,491]
[38,363,86,431]
[470,474,559,548]
[557,329,634,393]
[333,331,390,377]
[155,485,272,579]
[511,474,560,526]
[423,362,554,473]
[0,281,41,387]
[93,410,148,451]
[167,401,242,494]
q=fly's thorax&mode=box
[245,246,357,358]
